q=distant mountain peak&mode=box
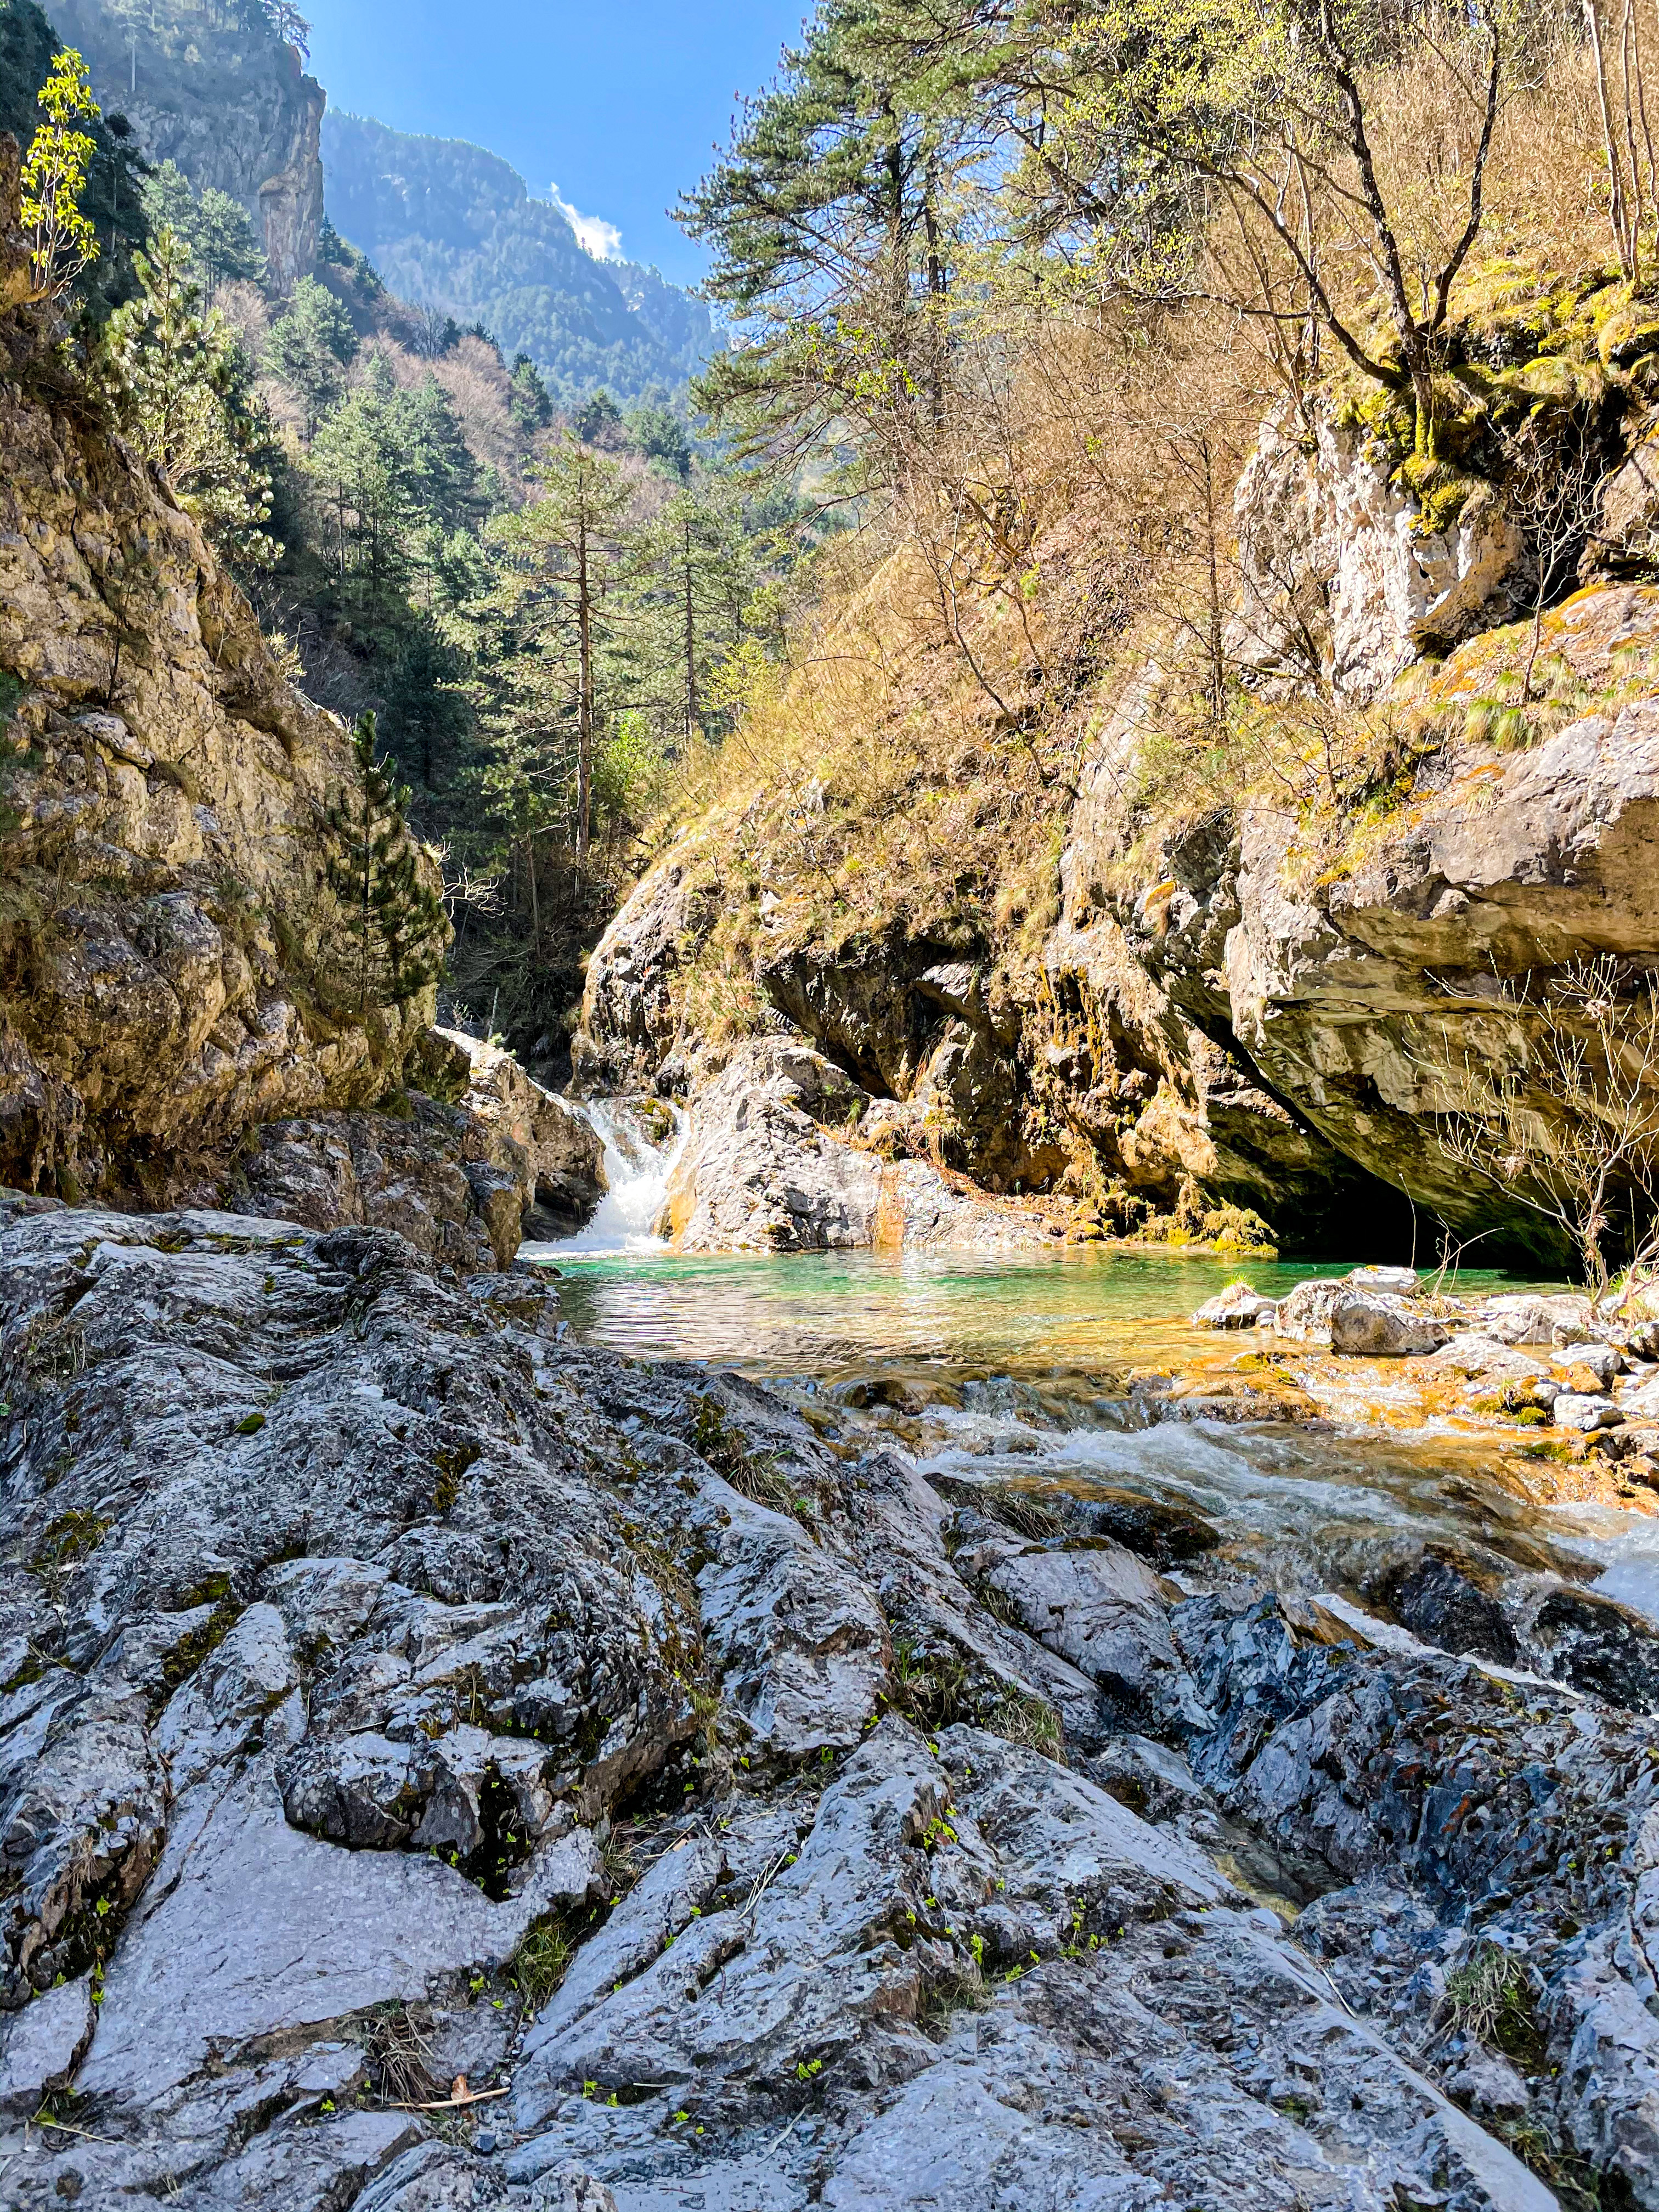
[321,110,710,403]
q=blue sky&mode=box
[303,0,809,287]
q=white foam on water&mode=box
[522,1098,686,1259]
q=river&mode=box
[522,1109,1659,1643]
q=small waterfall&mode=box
[527,1098,686,1257]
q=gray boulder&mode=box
[1192,1282,1277,1328]
[1271,1275,1344,1344]
[1329,1290,1453,1358]
[980,1542,1210,1736]
[1553,1390,1624,1432]
[0,1974,93,2113]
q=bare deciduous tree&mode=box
[1433,953,1659,1296]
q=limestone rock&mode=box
[228,1032,605,1268]
[1481,1293,1598,1347]
[1553,1390,1624,1432]
[572,855,719,1091]
[58,0,326,286]
[1272,1276,1345,1344]
[0,1203,1639,2208]
[984,1542,1210,1736]
[1329,1289,1453,1358]
[667,1041,1051,1254]
[1348,1265,1420,1294]
[0,272,441,1206]
[435,1028,605,1232]
[1447,2048,1532,2120]
[1192,1283,1278,1328]
[0,1974,93,2113]
[1135,605,1659,1255]
[1230,405,1527,702]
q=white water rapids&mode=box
[522,1097,686,1259]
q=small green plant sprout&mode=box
[20,49,100,302]
[794,2057,823,2081]
[969,1933,984,1967]
[673,2108,691,2124]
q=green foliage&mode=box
[573,388,624,445]
[508,1915,575,2008]
[264,274,359,438]
[627,400,693,479]
[20,46,100,301]
[1447,1944,1544,2061]
[321,713,448,1013]
[106,226,280,571]
[508,351,553,432]
[139,160,266,294]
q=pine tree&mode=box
[322,714,448,1014]
[264,275,359,440]
[677,0,973,457]
[106,226,281,572]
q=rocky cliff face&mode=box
[1131,584,1659,1255]
[50,0,325,286]
[1229,408,1529,702]
[0,264,424,1200]
[0,168,605,1260]
[575,381,1659,1262]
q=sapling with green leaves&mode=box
[19,48,100,303]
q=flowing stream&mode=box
[526,1108,1659,1633]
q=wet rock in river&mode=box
[1370,1545,1521,1668]
[1479,1293,1598,1347]
[1270,1274,1345,1344]
[1552,1389,1624,1432]
[1192,1281,1278,1328]
[1521,1583,1659,1709]
[1329,1288,1453,1358]
[1347,1265,1421,1295]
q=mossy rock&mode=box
[1399,453,1485,539]
[1593,289,1659,369]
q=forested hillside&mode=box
[321,110,715,404]
[0,0,811,1073]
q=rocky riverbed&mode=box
[2,1199,1657,2211]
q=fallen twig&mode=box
[390,2085,512,2113]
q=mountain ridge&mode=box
[320,107,714,403]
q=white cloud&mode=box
[550,183,623,262]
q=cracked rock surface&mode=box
[0,1202,1652,2207]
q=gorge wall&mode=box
[49,0,325,287]
[0,143,602,1264]
[574,376,1659,1262]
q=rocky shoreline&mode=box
[2,1199,1656,2210]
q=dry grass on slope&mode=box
[652,20,1657,1040]
[654,307,1273,1043]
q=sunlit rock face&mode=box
[1,1198,1654,2208]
